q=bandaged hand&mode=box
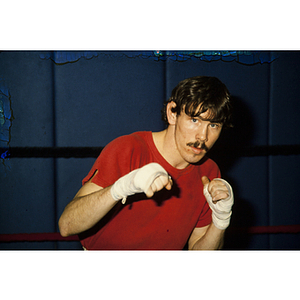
[202,176,234,230]
[110,163,172,204]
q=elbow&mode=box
[58,217,72,237]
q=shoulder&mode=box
[203,156,219,169]
[105,131,150,152]
[99,131,152,168]
[87,132,152,186]
[118,131,150,144]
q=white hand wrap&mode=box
[110,163,168,204]
[203,178,234,230]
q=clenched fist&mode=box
[111,163,173,204]
[202,176,234,230]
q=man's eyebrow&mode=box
[192,115,222,123]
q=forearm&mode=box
[58,186,117,237]
[190,223,225,250]
[194,177,233,250]
[59,162,172,237]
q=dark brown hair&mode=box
[161,76,233,128]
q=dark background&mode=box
[1,50,299,250]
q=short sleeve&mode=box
[82,133,149,188]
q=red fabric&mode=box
[79,131,220,250]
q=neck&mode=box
[152,127,189,170]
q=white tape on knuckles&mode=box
[110,163,168,204]
[203,178,234,230]
[133,163,168,194]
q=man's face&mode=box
[171,104,223,166]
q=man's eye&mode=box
[210,123,219,128]
[191,118,198,123]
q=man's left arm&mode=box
[188,177,234,250]
[188,223,225,250]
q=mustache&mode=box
[186,140,209,152]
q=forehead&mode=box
[183,104,217,121]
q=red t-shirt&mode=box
[79,131,221,250]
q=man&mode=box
[59,76,234,250]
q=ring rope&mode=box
[0,225,299,242]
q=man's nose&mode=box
[196,125,208,142]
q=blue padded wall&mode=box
[0,51,299,250]
[268,52,300,249]
[0,51,57,249]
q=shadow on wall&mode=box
[208,96,257,250]
[209,95,255,172]
[223,185,257,250]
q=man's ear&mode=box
[166,101,177,125]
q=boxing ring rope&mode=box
[0,232,79,242]
[2,144,300,158]
[0,225,299,243]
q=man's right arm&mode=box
[58,171,118,237]
[58,163,173,237]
